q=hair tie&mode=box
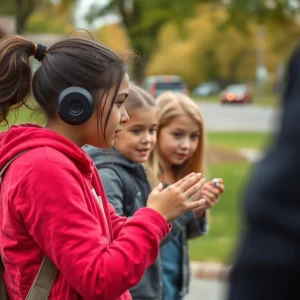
[34,43,47,62]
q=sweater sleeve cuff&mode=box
[133,207,171,239]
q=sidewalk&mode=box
[190,261,231,281]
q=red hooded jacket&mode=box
[0,124,170,300]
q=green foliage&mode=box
[0,0,77,33]
[226,0,300,28]
[87,0,203,80]
[27,9,75,34]
[0,0,15,15]
[147,3,299,88]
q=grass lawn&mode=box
[188,162,254,263]
[0,104,44,131]
[188,131,270,263]
[207,132,273,151]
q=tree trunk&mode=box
[16,0,36,34]
[16,15,27,34]
[131,51,149,85]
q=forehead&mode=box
[167,115,199,132]
[127,107,157,124]
[118,73,130,93]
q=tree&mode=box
[27,3,75,34]
[86,0,203,82]
[224,0,300,30]
[146,3,299,89]
[0,0,77,33]
[92,23,130,53]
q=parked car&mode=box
[142,75,188,97]
[220,84,252,104]
[193,82,221,97]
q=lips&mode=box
[176,153,188,159]
[137,148,150,156]
[115,128,122,134]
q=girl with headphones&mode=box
[0,33,207,300]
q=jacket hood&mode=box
[83,145,141,170]
[0,123,94,177]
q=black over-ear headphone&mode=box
[57,86,95,125]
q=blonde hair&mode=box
[147,91,206,187]
[125,83,155,116]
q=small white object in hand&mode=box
[213,178,219,187]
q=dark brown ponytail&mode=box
[0,32,126,135]
[0,35,35,123]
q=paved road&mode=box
[186,278,228,300]
[197,102,279,132]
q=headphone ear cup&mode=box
[57,87,94,125]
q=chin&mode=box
[138,158,148,163]
[172,160,185,166]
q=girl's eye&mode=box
[172,132,182,138]
[149,128,157,134]
[131,129,140,135]
[191,134,200,141]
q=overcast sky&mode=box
[75,0,119,28]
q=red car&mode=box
[220,84,252,104]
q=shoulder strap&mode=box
[100,164,134,217]
[0,151,26,178]
[0,151,58,300]
[25,257,57,300]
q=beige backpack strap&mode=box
[0,151,58,299]
[0,152,26,179]
[25,256,58,300]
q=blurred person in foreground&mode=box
[228,44,300,299]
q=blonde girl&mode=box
[147,91,225,299]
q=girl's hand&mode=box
[193,178,225,219]
[146,173,207,223]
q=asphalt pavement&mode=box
[186,278,228,300]
[197,101,279,132]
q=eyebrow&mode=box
[173,127,200,133]
[129,123,158,128]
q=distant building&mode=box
[27,33,63,47]
[0,16,63,71]
[0,15,16,36]
[0,15,62,46]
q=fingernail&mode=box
[196,173,202,177]
[200,199,206,204]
